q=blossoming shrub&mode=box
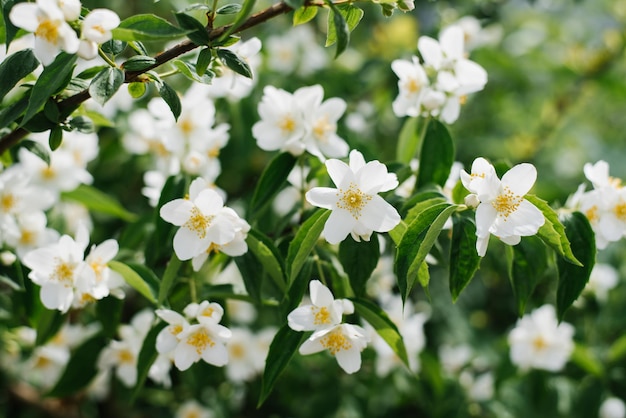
[1,0,626,417]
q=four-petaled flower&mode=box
[306,150,401,244]
[288,280,353,331]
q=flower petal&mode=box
[501,163,537,196]
[305,187,338,210]
[359,195,400,233]
[323,209,356,244]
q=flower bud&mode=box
[464,193,480,208]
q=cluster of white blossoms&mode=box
[22,224,125,313]
[159,177,250,271]
[306,150,401,244]
[461,157,545,257]
[508,304,574,372]
[208,37,262,101]
[265,26,328,76]
[155,300,232,371]
[391,24,487,124]
[252,84,349,161]
[123,84,231,205]
[567,160,626,250]
[288,280,369,374]
[9,0,120,65]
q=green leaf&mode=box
[0,49,38,99]
[570,344,603,378]
[326,3,362,57]
[282,259,314,317]
[132,322,167,401]
[505,235,548,316]
[35,309,66,346]
[196,47,213,76]
[247,228,286,292]
[449,213,481,302]
[396,116,420,164]
[108,261,157,304]
[395,202,457,301]
[158,81,181,121]
[352,298,409,366]
[286,209,331,284]
[21,53,77,127]
[293,6,318,25]
[217,4,242,14]
[122,55,157,71]
[258,325,306,407]
[17,139,50,166]
[234,252,263,302]
[608,334,626,363]
[172,59,214,84]
[68,115,95,133]
[128,81,147,98]
[61,184,138,222]
[2,0,19,47]
[89,67,124,106]
[416,119,454,190]
[404,195,447,224]
[417,260,430,291]
[556,212,595,320]
[48,126,63,151]
[0,95,28,130]
[220,0,256,40]
[388,220,407,246]
[112,14,191,42]
[249,152,297,218]
[175,12,210,46]
[526,195,581,266]
[46,334,106,397]
[217,48,253,78]
[339,236,380,297]
[101,39,127,55]
[158,254,182,305]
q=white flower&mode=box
[224,327,270,383]
[78,9,120,60]
[391,57,429,118]
[252,86,307,155]
[600,397,626,418]
[159,188,236,260]
[305,150,401,244]
[22,226,91,313]
[56,0,81,21]
[287,280,353,332]
[462,158,544,256]
[0,168,55,223]
[175,400,214,418]
[299,323,369,374]
[299,85,349,161]
[3,211,59,260]
[183,300,225,324]
[173,321,231,371]
[155,309,190,354]
[208,37,262,100]
[508,304,574,372]
[459,370,495,402]
[9,0,80,65]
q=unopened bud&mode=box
[464,193,480,208]
[0,251,17,266]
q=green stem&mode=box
[98,47,118,68]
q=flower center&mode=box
[229,343,246,360]
[321,328,352,355]
[41,166,57,180]
[20,230,36,245]
[184,207,213,239]
[405,77,422,94]
[313,116,334,142]
[585,205,599,224]
[187,328,215,355]
[118,348,135,364]
[492,186,523,219]
[532,336,548,351]
[170,324,183,336]
[179,118,194,135]
[312,306,332,326]
[613,201,626,221]
[1,194,15,212]
[52,259,75,286]
[35,20,60,44]
[337,183,372,219]
[278,115,296,134]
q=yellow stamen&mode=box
[405,78,422,94]
[313,117,334,142]
[118,349,134,364]
[613,202,626,221]
[1,194,15,212]
[279,116,296,133]
[312,306,332,326]
[52,259,74,286]
[35,20,60,44]
[321,328,352,355]
[184,207,213,239]
[586,205,599,223]
[187,328,215,355]
[336,183,372,220]
[532,336,548,351]
[229,343,246,359]
[492,186,523,220]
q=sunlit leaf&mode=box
[61,184,138,222]
[286,209,330,284]
[172,59,214,84]
[109,260,157,304]
[247,228,286,292]
[113,14,190,41]
[293,6,317,26]
[157,254,182,305]
[396,116,420,164]
[416,119,454,190]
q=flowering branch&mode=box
[0,1,294,155]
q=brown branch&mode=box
[0,1,293,154]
